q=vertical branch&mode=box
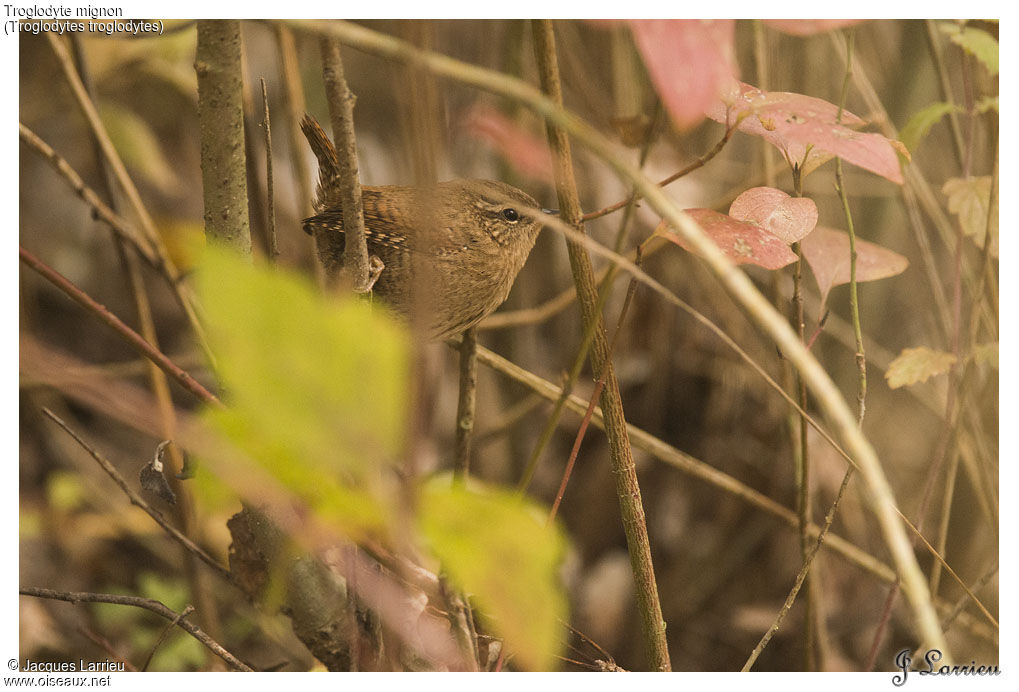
[531,19,670,672]
[275,24,322,281]
[195,20,252,252]
[453,327,478,481]
[789,165,815,670]
[260,78,280,261]
[320,36,371,291]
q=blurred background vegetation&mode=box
[19,19,997,671]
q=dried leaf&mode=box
[706,82,905,183]
[972,342,998,370]
[801,226,909,306]
[629,19,738,130]
[762,19,865,36]
[664,209,797,270]
[728,187,818,244]
[943,176,996,256]
[886,346,957,389]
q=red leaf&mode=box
[801,226,909,305]
[706,82,905,184]
[763,19,866,36]
[629,19,738,130]
[462,104,553,183]
[728,186,818,244]
[665,209,797,270]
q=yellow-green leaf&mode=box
[940,23,998,75]
[886,346,957,389]
[899,102,959,153]
[943,176,996,256]
[196,246,410,540]
[418,477,568,671]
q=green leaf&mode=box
[886,346,956,389]
[940,23,998,75]
[196,246,410,540]
[976,96,999,114]
[899,102,959,153]
[418,477,568,671]
[943,176,996,257]
[99,102,182,196]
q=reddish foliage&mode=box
[728,187,818,244]
[706,82,906,183]
[629,19,738,130]
[664,209,797,270]
[462,104,554,183]
[801,226,909,305]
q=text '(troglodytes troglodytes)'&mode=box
[300,115,551,339]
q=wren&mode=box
[300,115,548,339]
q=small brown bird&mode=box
[300,115,549,339]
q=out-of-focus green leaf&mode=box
[418,477,568,671]
[899,102,959,153]
[886,346,956,389]
[99,102,182,196]
[940,23,998,75]
[196,246,410,541]
[47,471,87,512]
[976,96,999,114]
[943,176,996,257]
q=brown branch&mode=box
[196,20,252,251]
[582,120,737,222]
[320,35,371,291]
[532,19,670,672]
[20,587,252,671]
[19,246,221,407]
[18,123,157,266]
[40,408,234,587]
[453,327,478,481]
[260,77,280,261]
[44,33,213,360]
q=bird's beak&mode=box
[541,208,559,216]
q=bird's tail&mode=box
[299,114,341,211]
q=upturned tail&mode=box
[299,114,341,211]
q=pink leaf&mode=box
[664,209,797,270]
[763,19,866,36]
[728,186,818,244]
[801,226,909,305]
[706,82,906,184]
[461,104,553,183]
[629,19,738,130]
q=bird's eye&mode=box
[501,208,520,222]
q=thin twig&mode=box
[260,77,279,261]
[45,32,213,361]
[18,123,156,265]
[582,120,737,222]
[474,344,895,583]
[19,587,252,671]
[741,468,853,671]
[532,19,669,670]
[453,327,478,481]
[40,408,234,586]
[20,246,221,407]
[548,247,643,523]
